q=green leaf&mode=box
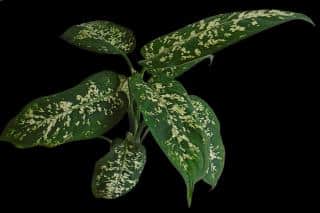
[0,71,128,148]
[140,10,314,77]
[129,74,208,206]
[92,138,146,199]
[190,96,225,189]
[61,20,136,54]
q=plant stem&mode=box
[128,101,136,134]
[121,54,143,142]
[141,128,150,142]
[97,136,112,144]
[122,54,136,74]
[137,122,146,137]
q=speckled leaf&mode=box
[61,20,136,54]
[129,74,208,206]
[92,138,146,199]
[0,71,128,148]
[190,96,225,189]
[140,10,313,77]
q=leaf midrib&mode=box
[113,143,131,192]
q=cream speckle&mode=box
[251,20,258,26]
[59,101,73,111]
[194,49,201,56]
[160,57,166,62]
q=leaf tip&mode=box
[208,55,215,67]
[186,182,195,208]
[59,31,69,42]
[0,136,32,149]
[0,135,10,146]
[299,14,316,27]
[308,18,316,27]
[208,183,218,192]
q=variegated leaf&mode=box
[129,74,208,206]
[92,138,146,199]
[190,96,225,189]
[140,10,313,77]
[61,20,136,54]
[0,71,128,148]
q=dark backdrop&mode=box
[0,0,318,211]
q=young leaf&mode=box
[92,138,146,199]
[0,71,128,148]
[129,74,208,206]
[61,20,136,54]
[140,10,313,77]
[190,96,225,189]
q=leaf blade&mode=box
[61,20,136,54]
[141,10,313,76]
[0,71,128,148]
[129,74,208,205]
[92,138,146,199]
[190,95,225,189]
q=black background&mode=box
[0,0,318,211]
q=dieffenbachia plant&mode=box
[0,10,314,207]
